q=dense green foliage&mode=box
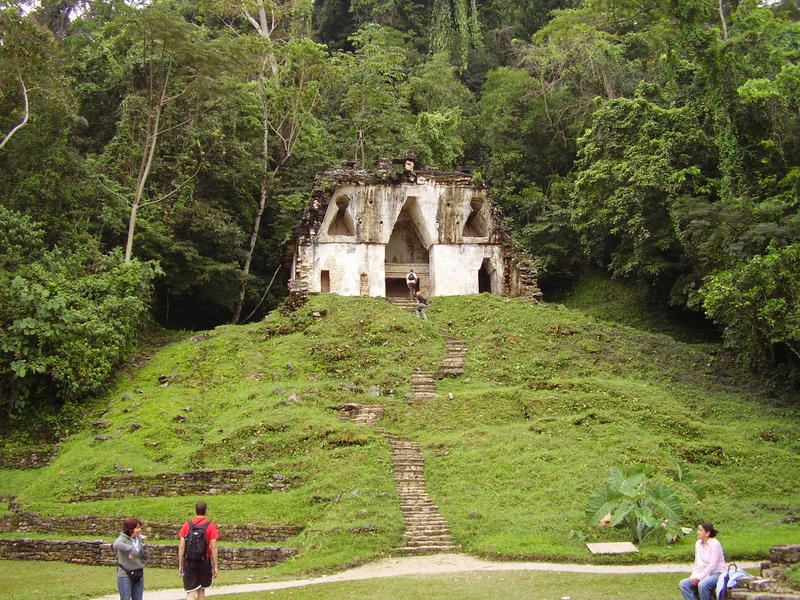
[0,206,160,418]
[2,0,800,417]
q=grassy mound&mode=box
[1,294,798,577]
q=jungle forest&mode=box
[1,0,799,418]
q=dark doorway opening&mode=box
[321,270,330,293]
[386,278,413,297]
[478,260,492,293]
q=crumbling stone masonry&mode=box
[0,445,59,470]
[0,538,296,569]
[0,512,301,542]
[288,155,541,300]
[71,469,300,502]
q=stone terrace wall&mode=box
[762,544,800,578]
[0,538,297,569]
[0,446,59,470]
[71,469,300,502]
[0,512,301,542]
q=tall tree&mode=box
[95,3,228,262]
[208,0,332,323]
[336,24,412,164]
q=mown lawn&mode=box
[0,560,740,600]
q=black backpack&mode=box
[185,520,210,562]
[408,272,416,281]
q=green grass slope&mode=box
[2,294,798,576]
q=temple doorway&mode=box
[384,198,429,297]
[478,258,495,294]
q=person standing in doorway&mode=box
[178,502,219,600]
[406,269,418,299]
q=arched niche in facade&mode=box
[385,197,429,264]
[384,197,430,297]
[463,197,489,238]
[327,195,356,236]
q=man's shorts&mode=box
[183,558,212,592]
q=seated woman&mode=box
[679,522,726,600]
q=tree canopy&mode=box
[1,0,799,415]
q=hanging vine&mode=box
[429,0,481,70]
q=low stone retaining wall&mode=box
[0,446,59,470]
[71,469,301,502]
[0,538,297,569]
[762,544,800,578]
[0,512,301,542]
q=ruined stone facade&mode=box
[289,157,540,299]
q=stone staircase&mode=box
[331,403,385,426]
[335,404,458,555]
[411,369,438,401]
[438,335,467,377]
[381,430,458,554]
[387,296,418,310]
[730,545,800,600]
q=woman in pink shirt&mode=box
[679,522,727,600]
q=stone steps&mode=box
[411,367,438,402]
[387,297,418,310]
[437,336,467,377]
[334,402,458,555]
[729,545,800,600]
[396,544,460,554]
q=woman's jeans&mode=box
[117,574,144,600]
[679,574,721,600]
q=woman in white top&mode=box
[679,522,726,600]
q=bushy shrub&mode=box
[0,209,162,416]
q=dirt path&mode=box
[90,554,760,600]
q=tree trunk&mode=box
[231,0,280,323]
[718,0,728,41]
[125,63,169,262]
[0,76,29,151]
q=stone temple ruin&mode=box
[289,153,540,300]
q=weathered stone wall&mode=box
[762,544,800,579]
[0,512,301,542]
[0,538,297,569]
[71,469,300,502]
[0,446,59,470]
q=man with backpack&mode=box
[406,269,417,299]
[178,501,219,600]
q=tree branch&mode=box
[139,163,202,208]
[0,75,30,151]
[242,263,282,323]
